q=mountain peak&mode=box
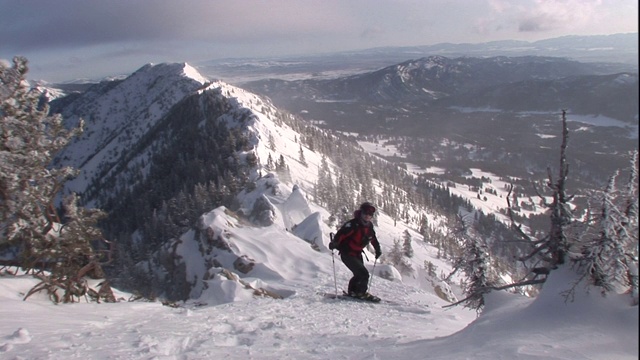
[132,62,208,85]
[182,63,208,84]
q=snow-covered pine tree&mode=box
[275,154,291,182]
[1,57,112,303]
[334,172,355,223]
[574,152,639,303]
[419,214,429,242]
[622,151,639,303]
[424,260,437,277]
[1,56,79,260]
[53,193,111,300]
[446,214,494,311]
[388,239,404,266]
[388,238,413,274]
[497,111,638,305]
[578,171,627,293]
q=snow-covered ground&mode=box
[1,253,637,359]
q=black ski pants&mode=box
[340,252,369,294]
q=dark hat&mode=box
[359,202,376,215]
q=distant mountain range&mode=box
[243,55,638,125]
[356,33,638,64]
[239,53,637,192]
[196,33,638,84]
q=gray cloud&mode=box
[518,18,543,32]
[1,2,163,51]
[2,0,634,53]
[0,1,357,52]
[1,0,635,82]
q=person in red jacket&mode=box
[330,202,382,300]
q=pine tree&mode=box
[334,173,354,217]
[402,229,414,258]
[298,143,307,167]
[275,154,291,182]
[574,153,639,301]
[446,214,493,311]
[388,238,413,274]
[265,153,275,171]
[419,214,429,242]
[1,57,112,303]
[315,156,334,207]
[268,132,276,152]
[493,111,638,305]
[580,172,627,292]
[388,239,402,265]
[622,151,639,303]
[52,192,111,301]
[1,56,78,258]
[542,110,574,267]
[424,260,437,278]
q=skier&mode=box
[330,202,382,301]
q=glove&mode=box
[375,250,382,259]
[329,242,335,250]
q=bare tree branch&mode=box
[443,278,547,309]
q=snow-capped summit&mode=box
[133,62,208,85]
[53,63,216,201]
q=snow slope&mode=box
[1,236,636,359]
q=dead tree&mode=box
[446,110,575,309]
[509,110,574,273]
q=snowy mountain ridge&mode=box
[53,62,334,207]
[54,63,210,201]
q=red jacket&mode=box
[334,217,380,257]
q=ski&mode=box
[343,291,381,303]
[321,291,381,303]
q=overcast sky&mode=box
[1,0,637,82]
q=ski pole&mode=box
[368,257,378,291]
[330,233,338,297]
